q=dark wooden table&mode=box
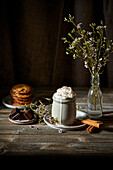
[0,88,113,163]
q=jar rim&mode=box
[52,95,76,104]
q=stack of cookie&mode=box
[10,84,32,106]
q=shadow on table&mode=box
[100,111,113,132]
[1,154,113,166]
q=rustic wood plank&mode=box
[1,88,113,158]
[1,133,113,144]
[1,140,113,157]
[0,115,113,135]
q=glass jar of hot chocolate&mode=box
[52,86,76,126]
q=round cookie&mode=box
[13,99,32,105]
[11,101,25,106]
[10,90,32,99]
[12,95,32,102]
[11,84,32,94]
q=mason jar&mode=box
[52,95,76,126]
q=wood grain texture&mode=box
[0,88,113,159]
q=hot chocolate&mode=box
[52,86,76,125]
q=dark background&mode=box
[0,0,113,90]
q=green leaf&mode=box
[66,51,69,55]
[68,33,74,40]
[61,37,66,41]
[71,28,75,33]
[64,17,67,21]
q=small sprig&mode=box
[46,115,58,125]
[62,14,113,76]
[29,100,51,123]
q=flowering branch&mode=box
[62,14,113,76]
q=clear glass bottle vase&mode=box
[87,74,103,119]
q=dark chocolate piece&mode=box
[19,111,27,120]
[10,108,34,120]
[11,108,19,115]
[11,108,20,119]
[12,113,20,120]
[24,111,33,120]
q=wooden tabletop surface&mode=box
[0,88,113,162]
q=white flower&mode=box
[99,58,102,61]
[88,32,92,35]
[92,66,95,70]
[73,38,78,43]
[106,48,110,51]
[69,45,75,49]
[84,61,88,68]
[73,54,75,58]
[77,23,82,29]
[78,37,82,40]
[84,55,87,58]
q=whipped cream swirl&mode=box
[54,86,76,100]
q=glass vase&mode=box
[87,74,103,119]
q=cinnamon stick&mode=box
[86,125,96,133]
[81,119,103,128]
